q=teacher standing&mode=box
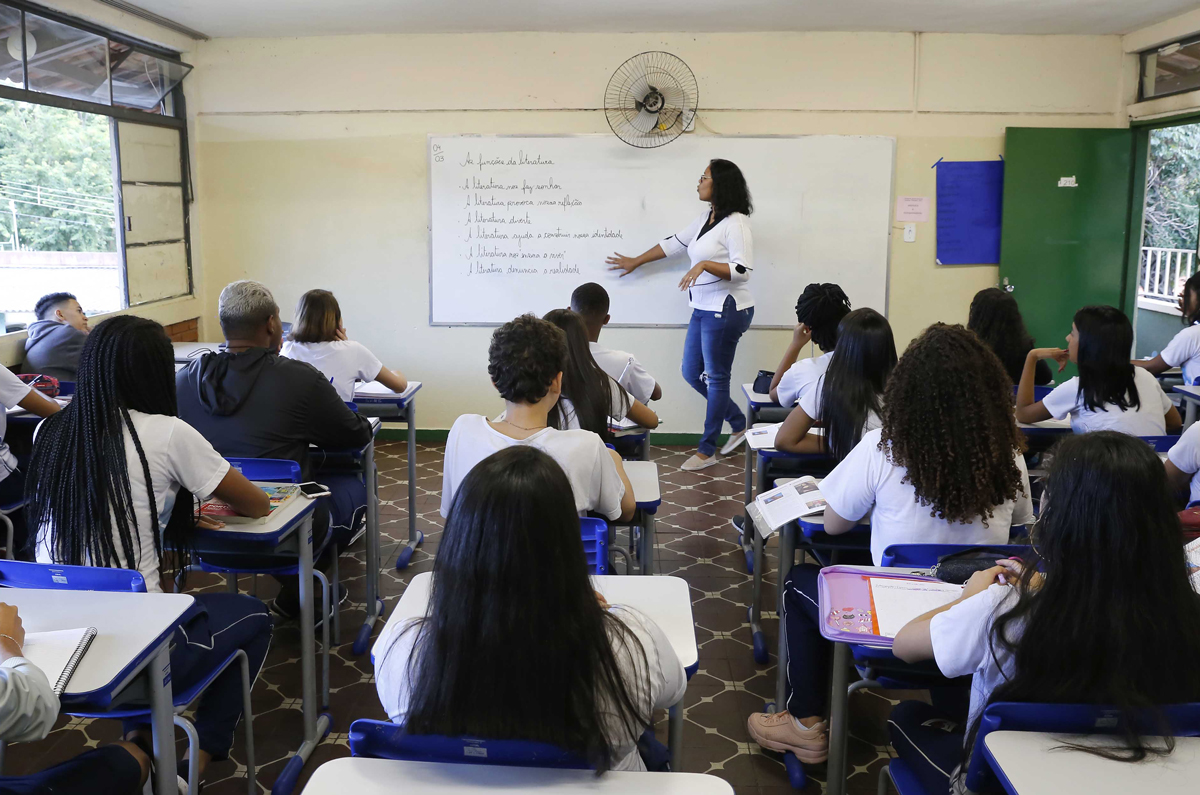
[607,159,754,471]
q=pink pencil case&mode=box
[816,565,946,647]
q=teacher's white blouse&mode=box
[660,211,754,312]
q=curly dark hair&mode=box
[487,314,567,404]
[881,323,1026,525]
[709,159,753,222]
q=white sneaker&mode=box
[680,454,719,471]
[720,430,747,455]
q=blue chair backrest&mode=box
[880,543,1033,569]
[965,701,1200,791]
[0,560,147,592]
[226,457,302,483]
[57,381,76,397]
[1141,435,1182,453]
[579,517,608,575]
[1011,384,1054,402]
[348,719,590,769]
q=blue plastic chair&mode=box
[882,701,1200,795]
[347,719,590,768]
[1141,435,1183,453]
[1012,384,1054,402]
[0,560,257,795]
[880,543,1034,569]
[580,517,609,575]
[0,499,23,561]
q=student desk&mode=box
[611,421,651,461]
[620,460,661,575]
[5,396,70,427]
[740,386,787,554]
[982,731,1199,795]
[1174,384,1200,430]
[304,757,735,794]
[3,588,194,795]
[1018,417,1072,437]
[386,572,697,771]
[352,382,423,571]
[171,341,222,364]
[190,487,324,792]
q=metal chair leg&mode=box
[173,715,202,795]
[331,550,341,642]
[225,572,238,593]
[236,649,257,795]
[0,514,13,560]
[878,762,894,795]
[314,570,331,708]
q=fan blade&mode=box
[628,108,660,134]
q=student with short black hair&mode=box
[889,432,1200,793]
[1016,305,1181,435]
[24,292,89,381]
[967,287,1052,386]
[543,308,658,437]
[376,445,684,772]
[1136,271,1200,384]
[769,283,852,406]
[440,314,635,522]
[280,289,407,401]
[570,282,662,404]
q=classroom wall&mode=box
[188,31,1132,433]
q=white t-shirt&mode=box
[590,342,656,405]
[1041,367,1172,436]
[1159,323,1200,386]
[797,374,882,434]
[440,414,626,520]
[280,339,384,402]
[559,382,632,431]
[35,411,230,592]
[821,428,1034,565]
[0,368,32,485]
[776,351,832,408]
[373,605,686,772]
[1168,422,1200,505]
[659,211,754,312]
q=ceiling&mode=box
[110,0,1200,39]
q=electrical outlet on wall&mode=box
[903,223,916,243]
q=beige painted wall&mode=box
[189,31,1130,433]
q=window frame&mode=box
[1139,34,1200,103]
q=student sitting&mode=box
[1165,420,1200,505]
[889,431,1200,794]
[746,324,1032,762]
[0,366,59,557]
[176,280,374,617]
[967,287,1052,386]
[1016,305,1181,435]
[1136,271,1200,384]
[774,308,896,458]
[375,445,684,771]
[280,289,407,402]
[441,314,634,522]
[0,602,150,795]
[23,292,90,381]
[28,315,272,790]
[769,283,851,406]
[543,309,659,435]
[570,282,662,404]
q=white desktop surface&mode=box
[2,589,193,697]
[304,757,733,794]
[983,731,1199,795]
[198,482,316,540]
[384,572,697,670]
[1175,384,1200,400]
[742,383,774,405]
[624,461,660,505]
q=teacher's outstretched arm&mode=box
[606,245,666,277]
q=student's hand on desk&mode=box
[1032,347,1070,373]
[195,516,226,531]
[606,253,641,277]
[0,603,26,657]
[962,566,1008,600]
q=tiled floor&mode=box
[8,442,905,794]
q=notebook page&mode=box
[869,579,963,639]
[21,628,91,688]
[1187,537,1200,592]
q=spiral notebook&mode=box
[22,627,98,695]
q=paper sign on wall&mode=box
[894,196,930,222]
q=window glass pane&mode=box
[117,122,181,183]
[126,240,187,304]
[24,12,110,105]
[110,44,189,111]
[1144,40,1200,99]
[123,184,183,244]
[0,6,23,89]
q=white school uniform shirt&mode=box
[776,351,832,408]
[1168,421,1200,505]
[559,381,632,431]
[280,339,384,402]
[590,341,656,405]
[797,374,882,434]
[0,658,58,743]
[821,429,1034,565]
[1040,367,1172,436]
[659,211,754,312]
[0,367,32,486]
[35,411,230,592]
[1159,322,1200,386]
[440,414,626,520]
[373,605,686,772]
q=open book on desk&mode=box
[1188,536,1200,592]
[200,484,300,524]
[354,380,422,401]
[754,475,827,531]
[23,627,97,695]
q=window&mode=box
[1141,37,1200,101]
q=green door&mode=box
[999,127,1136,373]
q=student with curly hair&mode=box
[769,283,852,406]
[1016,305,1181,436]
[967,287,1052,386]
[440,314,635,521]
[1136,271,1200,384]
[746,324,1032,763]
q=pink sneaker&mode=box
[746,711,828,763]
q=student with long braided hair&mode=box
[28,315,272,788]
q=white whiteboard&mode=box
[429,135,895,326]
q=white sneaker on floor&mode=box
[720,430,747,455]
[680,454,719,471]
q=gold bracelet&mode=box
[0,633,22,652]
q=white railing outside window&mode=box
[1139,247,1197,309]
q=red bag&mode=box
[17,374,59,398]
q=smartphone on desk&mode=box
[298,481,332,499]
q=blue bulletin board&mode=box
[934,158,1004,265]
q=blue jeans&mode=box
[682,294,754,456]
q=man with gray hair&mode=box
[177,280,372,618]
